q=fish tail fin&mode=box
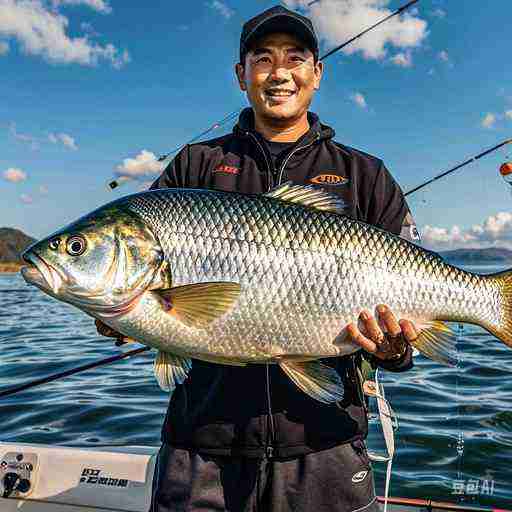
[409,320,458,366]
[482,269,512,348]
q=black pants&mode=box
[150,440,379,512]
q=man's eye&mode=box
[255,57,271,63]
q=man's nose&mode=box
[269,62,291,82]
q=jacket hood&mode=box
[233,107,335,143]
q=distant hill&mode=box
[439,247,512,264]
[0,227,35,263]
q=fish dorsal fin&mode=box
[264,182,346,214]
[155,282,241,329]
[154,351,192,392]
[411,320,457,366]
[279,360,344,404]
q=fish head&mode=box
[21,203,165,318]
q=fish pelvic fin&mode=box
[156,282,241,329]
[484,269,512,348]
[279,360,344,404]
[154,351,192,392]
[264,182,346,214]
[409,321,457,366]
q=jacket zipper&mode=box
[245,132,275,191]
[276,133,320,186]
[246,131,321,191]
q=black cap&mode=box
[239,5,319,64]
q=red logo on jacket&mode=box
[214,165,240,175]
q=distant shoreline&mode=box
[0,262,23,273]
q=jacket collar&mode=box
[233,107,335,145]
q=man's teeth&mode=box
[267,91,295,96]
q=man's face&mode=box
[236,32,323,123]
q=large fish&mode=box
[21,184,512,403]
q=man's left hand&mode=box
[344,304,418,360]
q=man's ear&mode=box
[313,60,324,91]
[235,63,247,92]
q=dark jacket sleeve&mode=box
[363,161,417,372]
[149,145,190,190]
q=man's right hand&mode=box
[95,319,127,345]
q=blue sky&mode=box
[1,0,512,250]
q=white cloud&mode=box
[20,193,33,204]
[350,92,367,109]
[9,122,39,149]
[438,50,449,62]
[284,0,428,61]
[3,167,27,182]
[0,40,9,54]
[481,113,496,129]
[390,51,412,68]
[505,110,512,120]
[207,1,234,19]
[422,212,512,251]
[115,150,163,180]
[51,0,111,13]
[49,131,77,150]
[0,0,130,68]
[431,8,446,18]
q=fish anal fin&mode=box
[264,182,346,214]
[155,282,241,328]
[279,360,344,404]
[410,320,457,366]
[153,351,192,392]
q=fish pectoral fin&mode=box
[155,282,241,328]
[153,351,192,392]
[264,182,346,214]
[410,320,457,366]
[279,360,344,404]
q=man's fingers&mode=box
[399,319,418,342]
[376,304,401,337]
[346,322,377,354]
[358,310,384,345]
[95,319,123,339]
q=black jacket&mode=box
[150,108,416,458]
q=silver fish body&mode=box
[21,185,512,401]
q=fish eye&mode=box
[66,236,87,256]
[49,237,61,251]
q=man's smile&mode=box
[264,88,298,104]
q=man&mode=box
[98,5,419,511]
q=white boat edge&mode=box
[0,441,507,512]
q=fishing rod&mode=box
[109,0,420,189]
[0,0,429,399]
[404,138,512,197]
[0,346,150,399]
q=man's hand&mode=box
[345,304,418,360]
[95,319,128,346]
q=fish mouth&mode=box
[21,252,63,296]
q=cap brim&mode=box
[242,14,318,60]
